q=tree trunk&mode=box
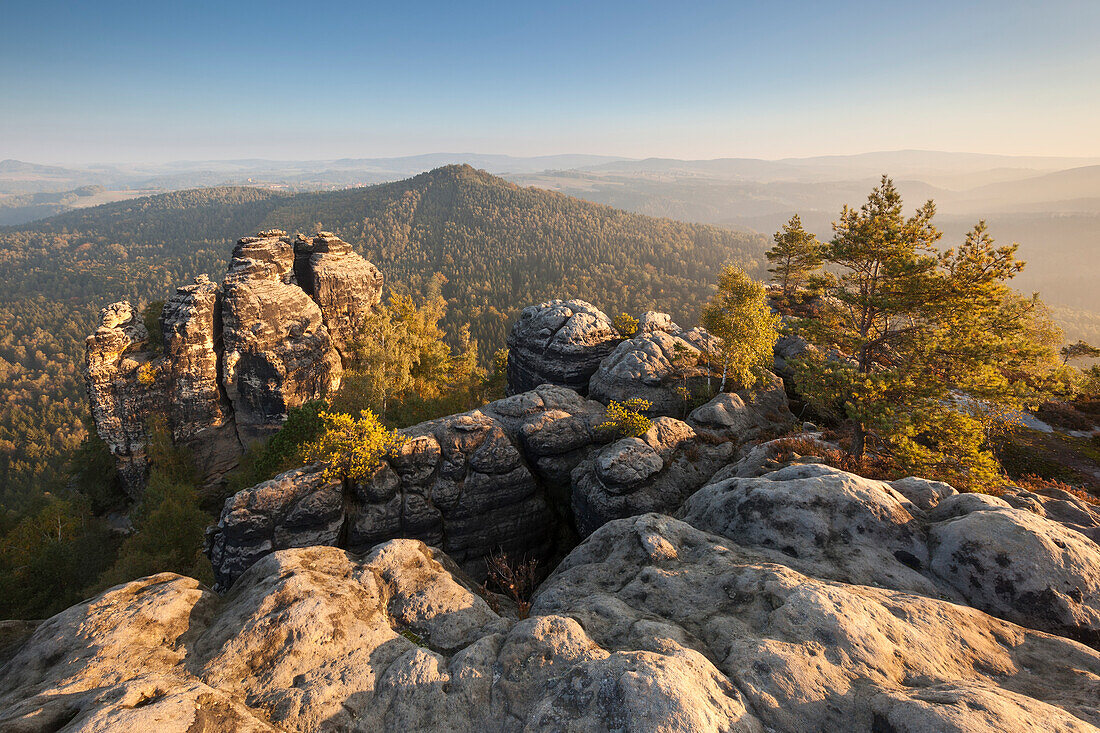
[850,422,866,461]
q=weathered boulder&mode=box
[571,417,734,536]
[292,231,383,357]
[161,275,241,482]
[204,465,344,590]
[0,542,766,732]
[679,463,941,596]
[889,475,960,512]
[686,374,796,443]
[7,516,1100,731]
[346,409,558,578]
[998,483,1100,545]
[772,332,813,382]
[84,301,167,497]
[588,325,726,418]
[637,310,680,334]
[506,299,620,395]
[220,231,343,445]
[929,505,1100,646]
[483,384,609,509]
[533,513,1100,732]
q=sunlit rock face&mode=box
[292,231,383,358]
[161,275,241,482]
[84,230,383,491]
[5,526,1100,732]
[84,301,167,498]
[219,230,343,446]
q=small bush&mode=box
[481,551,539,619]
[613,312,638,338]
[136,361,159,386]
[597,399,652,439]
[300,409,406,481]
[1016,474,1099,506]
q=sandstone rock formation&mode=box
[292,231,383,357]
[161,275,241,480]
[206,385,608,590]
[587,324,724,417]
[686,374,796,443]
[570,417,734,536]
[682,462,1100,646]
[85,230,381,491]
[84,302,167,496]
[5,528,1099,732]
[506,299,620,395]
[221,230,344,445]
[533,513,1100,733]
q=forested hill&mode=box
[260,165,767,351]
[0,165,767,512]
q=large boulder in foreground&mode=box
[929,503,1100,646]
[533,514,1100,733]
[7,528,1098,731]
[506,299,620,395]
[0,542,763,732]
[680,463,941,597]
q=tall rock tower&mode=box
[84,230,383,497]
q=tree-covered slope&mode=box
[0,167,767,511]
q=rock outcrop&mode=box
[5,528,1100,732]
[84,302,167,496]
[292,231,383,357]
[161,275,241,480]
[686,374,796,443]
[570,417,734,536]
[85,230,381,491]
[221,230,344,445]
[587,323,724,417]
[533,514,1100,733]
[506,299,620,395]
[206,385,607,590]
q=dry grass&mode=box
[1015,474,1100,506]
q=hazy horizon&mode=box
[4,1,1099,164]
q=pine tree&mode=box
[766,214,823,296]
[793,178,1058,489]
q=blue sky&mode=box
[2,0,1098,163]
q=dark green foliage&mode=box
[142,300,165,353]
[0,497,118,619]
[68,426,125,514]
[224,401,328,496]
[95,420,212,589]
